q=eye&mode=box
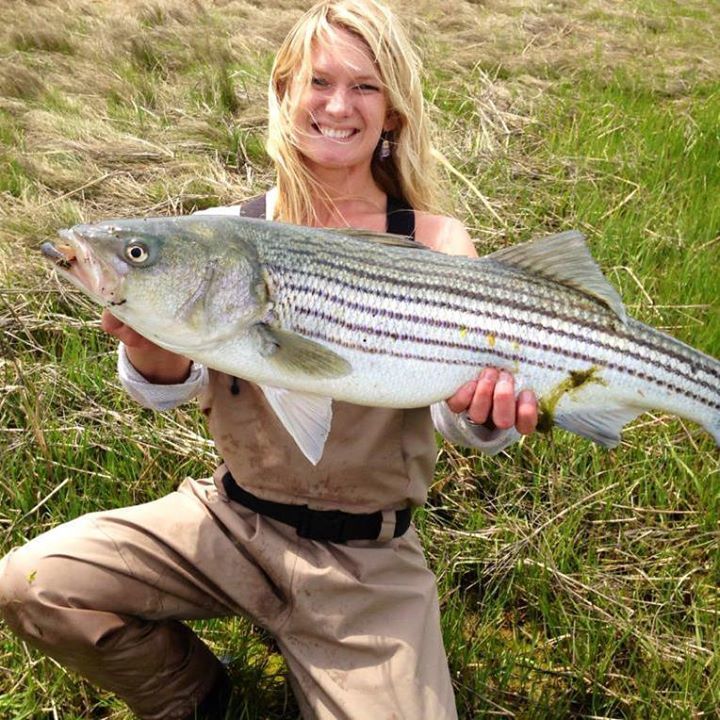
[355,83,380,92]
[311,76,329,88]
[124,241,150,265]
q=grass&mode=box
[1,0,719,718]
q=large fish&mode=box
[41,215,720,463]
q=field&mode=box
[1,0,719,717]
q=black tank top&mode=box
[238,193,416,240]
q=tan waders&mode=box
[1,192,471,718]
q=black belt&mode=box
[221,472,411,544]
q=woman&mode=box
[0,1,537,718]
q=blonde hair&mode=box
[266,0,442,224]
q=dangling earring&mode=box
[380,132,391,160]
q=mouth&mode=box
[41,241,76,268]
[311,122,359,140]
[41,229,125,306]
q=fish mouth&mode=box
[42,229,125,306]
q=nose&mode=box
[325,87,351,117]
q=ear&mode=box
[383,111,399,132]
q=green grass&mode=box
[1,0,719,718]
[508,73,720,344]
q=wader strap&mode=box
[238,193,414,237]
[238,194,267,219]
[386,195,416,240]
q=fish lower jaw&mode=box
[53,266,123,306]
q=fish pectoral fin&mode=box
[260,384,333,465]
[555,404,643,448]
[486,230,627,322]
[254,324,351,378]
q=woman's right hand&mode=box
[101,309,157,351]
[101,309,193,384]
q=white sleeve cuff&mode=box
[117,343,209,411]
[430,401,520,455]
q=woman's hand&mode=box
[101,309,157,351]
[445,367,538,435]
[101,309,192,384]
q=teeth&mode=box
[319,126,354,139]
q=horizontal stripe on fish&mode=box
[281,289,719,408]
[268,251,720,383]
[288,302,719,413]
[266,243,609,316]
[264,234,621,302]
[269,270,720,401]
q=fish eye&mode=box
[124,241,150,265]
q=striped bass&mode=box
[41,215,720,464]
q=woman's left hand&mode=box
[445,368,538,435]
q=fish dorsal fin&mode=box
[260,384,333,465]
[323,227,423,249]
[487,230,627,322]
[253,324,352,378]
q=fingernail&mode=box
[499,370,512,383]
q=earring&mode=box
[380,133,391,160]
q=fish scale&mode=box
[43,215,720,462]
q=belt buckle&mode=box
[296,507,348,543]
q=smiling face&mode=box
[292,27,393,173]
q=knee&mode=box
[1,542,43,608]
[0,541,61,641]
